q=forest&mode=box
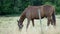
[0,0,60,15]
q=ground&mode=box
[0,15,60,34]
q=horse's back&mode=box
[23,5,55,19]
[25,6,40,19]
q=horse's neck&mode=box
[20,16,25,22]
[19,12,26,22]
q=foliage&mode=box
[0,0,60,15]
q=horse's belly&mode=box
[31,13,39,19]
[31,14,44,19]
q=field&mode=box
[0,15,60,34]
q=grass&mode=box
[0,15,60,34]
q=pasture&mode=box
[0,15,60,34]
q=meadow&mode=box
[0,15,60,34]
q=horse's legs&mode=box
[51,19,54,25]
[53,20,56,26]
[53,22,56,28]
[47,17,51,26]
[26,19,30,30]
[31,19,34,27]
[46,17,51,30]
[50,19,56,29]
[52,19,56,28]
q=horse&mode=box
[17,5,56,30]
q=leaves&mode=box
[0,0,60,15]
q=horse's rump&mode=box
[41,5,55,17]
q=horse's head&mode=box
[17,20,23,30]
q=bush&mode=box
[56,7,60,14]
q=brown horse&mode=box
[17,5,56,30]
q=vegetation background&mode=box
[0,0,60,15]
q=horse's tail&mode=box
[52,11,56,26]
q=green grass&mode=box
[0,15,60,34]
